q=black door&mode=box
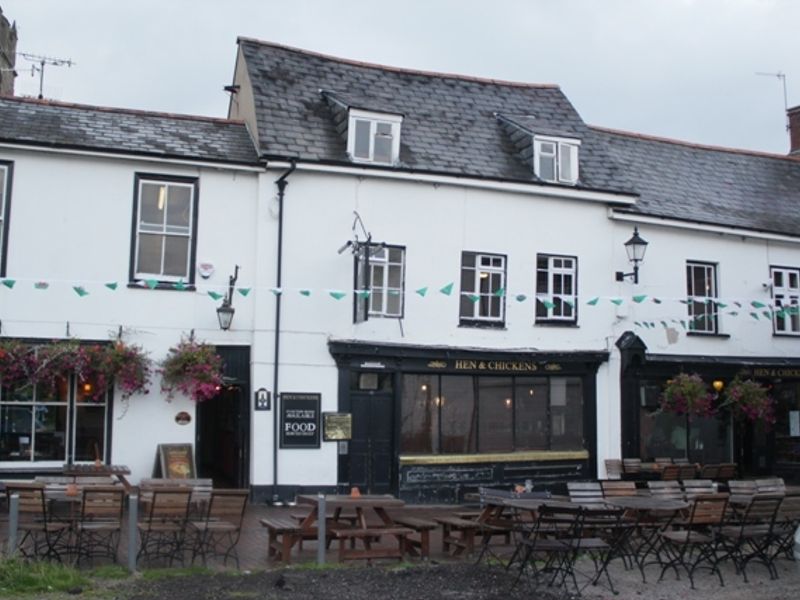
[349,391,395,494]
[196,384,249,488]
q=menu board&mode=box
[323,412,352,441]
[157,443,196,479]
[280,393,321,448]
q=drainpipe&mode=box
[272,160,296,504]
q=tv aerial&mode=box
[756,71,789,131]
[19,52,75,99]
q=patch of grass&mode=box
[287,560,348,571]
[140,566,212,581]
[387,561,417,571]
[89,564,130,580]
[0,559,89,595]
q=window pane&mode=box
[166,185,192,231]
[163,236,190,277]
[388,247,403,262]
[33,405,67,461]
[386,292,401,316]
[559,144,573,181]
[774,271,784,287]
[440,376,476,453]
[354,120,371,159]
[515,378,548,450]
[372,265,385,287]
[539,155,556,181]
[370,290,384,313]
[0,405,33,460]
[388,264,402,288]
[137,233,163,274]
[373,123,392,163]
[550,377,583,450]
[400,375,439,453]
[73,405,106,462]
[477,377,513,453]
[140,183,166,227]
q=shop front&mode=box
[329,341,607,503]
[617,332,800,482]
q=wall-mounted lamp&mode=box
[615,227,649,284]
[216,265,240,331]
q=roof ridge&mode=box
[590,124,800,162]
[0,94,246,126]
[236,37,560,90]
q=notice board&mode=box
[280,392,321,448]
[157,443,196,479]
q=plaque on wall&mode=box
[280,392,321,448]
[323,412,352,441]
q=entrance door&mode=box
[196,384,249,488]
[349,391,394,494]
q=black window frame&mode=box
[0,160,14,278]
[128,173,199,289]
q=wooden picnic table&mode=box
[294,494,411,562]
[62,464,132,492]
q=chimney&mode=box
[789,105,800,155]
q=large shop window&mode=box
[638,381,731,464]
[131,174,198,285]
[773,381,800,469]
[0,371,109,464]
[771,266,800,335]
[400,374,584,454]
[459,252,506,326]
[686,261,719,334]
[355,245,405,321]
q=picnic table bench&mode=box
[332,526,414,561]
[260,515,303,563]
[435,515,479,556]
[391,515,438,559]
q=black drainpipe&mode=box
[272,160,296,504]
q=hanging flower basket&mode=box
[160,338,224,402]
[76,342,152,401]
[660,372,716,418]
[0,339,39,392]
[721,377,775,426]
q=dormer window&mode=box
[534,136,580,184]
[347,109,402,165]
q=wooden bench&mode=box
[332,526,414,561]
[260,516,303,563]
[454,510,481,519]
[392,516,438,559]
[435,515,479,556]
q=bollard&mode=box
[7,493,18,557]
[127,494,138,573]
[317,492,326,565]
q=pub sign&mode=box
[280,392,321,448]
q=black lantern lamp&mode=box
[615,227,648,284]
[216,265,240,330]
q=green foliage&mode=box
[160,338,224,402]
[0,559,88,595]
[88,564,130,580]
[140,566,211,581]
[660,372,715,418]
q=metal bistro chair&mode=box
[137,487,192,567]
[567,482,605,507]
[74,485,126,566]
[718,494,783,582]
[600,480,637,499]
[604,459,623,481]
[189,489,249,568]
[6,482,70,562]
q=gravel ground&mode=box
[109,556,800,600]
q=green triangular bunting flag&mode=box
[144,279,158,290]
[610,298,623,306]
[493,287,505,297]
[2,279,15,289]
[751,301,766,309]
[538,297,556,309]
[680,320,687,329]
[355,290,371,299]
[73,286,89,297]
[270,288,282,296]
[416,287,428,297]
[329,291,346,300]
[439,282,454,296]
[299,289,311,297]
[652,298,663,304]
[515,294,527,302]
[207,291,223,301]
[173,280,187,291]
[34,281,49,290]
[587,297,599,306]
[661,321,668,328]
[632,294,647,304]
[467,294,480,303]
[105,282,118,290]
[563,298,575,307]
[237,288,251,297]
[749,312,759,320]
[763,310,773,319]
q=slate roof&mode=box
[0,96,259,165]
[237,38,634,195]
[592,126,800,237]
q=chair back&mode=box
[536,503,584,537]
[139,477,212,504]
[678,464,697,480]
[647,480,683,500]
[741,494,783,526]
[716,463,737,481]
[687,493,728,526]
[622,458,641,474]
[654,457,673,465]
[5,482,47,519]
[567,481,605,507]
[727,479,757,497]
[777,495,800,525]
[142,487,191,522]
[699,464,720,479]
[673,457,691,465]
[604,459,623,480]
[755,477,786,496]
[682,479,716,502]
[601,480,637,498]
[205,489,249,525]
[80,485,125,522]
[660,464,681,481]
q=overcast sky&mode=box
[2,0,799,154]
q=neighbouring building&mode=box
[0,5,17,95]
[1,39,799,502]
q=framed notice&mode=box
[280,393,321,449]
[323,412,352,441]
[157,443,196,479]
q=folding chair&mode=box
[718,494,782,582]
[74,485,125,565]
[137,487,192,567]
[604,459,623,480]
[660,465,680,481]
[567,481,605,507]
[189,489,249,568]
[769,495,800,562]
[682,479,716,502]
[601,480,637,498]
[5,482,69,562]
[657,493,728,589]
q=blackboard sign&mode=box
[280,392,321,448]
[157,443,196,479]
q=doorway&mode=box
[348,391,395,494]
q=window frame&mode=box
[686,260,719,334]
[0,160,13,277]
[771,265,800,336]
[536,253,578,324]
[354,244,406,322]
[346,109,403,165]
[459,251,507,327]
[129,173,199,287]
[533,135,580,184]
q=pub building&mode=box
[618,332,800,482]
[330,341,605,503]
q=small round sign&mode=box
[175,411,191,425]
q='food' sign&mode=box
[280,393,321,448]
